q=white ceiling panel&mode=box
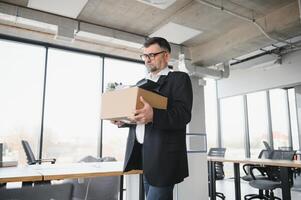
[28,0,88,18]
[149,22,202,44]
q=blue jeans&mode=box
[143,176,174,200]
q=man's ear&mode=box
[165,52,171,62]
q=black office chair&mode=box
[242,149,271,181]
[21,140,56,165]
[263,141,273,152]
[242,150,271,199]
[278,146,293,151]
[246,150,296,200]
[0,183,73,200]
[208,147,226,200]
[243,141,273,181]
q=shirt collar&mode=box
[146,67,171,82]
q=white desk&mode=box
[31,161,142,181]
[0,166,42,183]
[0,162,143,200]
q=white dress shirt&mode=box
[135,67,171,144]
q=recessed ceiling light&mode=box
[0,13,57,33]
[28,0,88,18]
[137,0,177,9]
[76,31,143,49]
[149,22,202,44]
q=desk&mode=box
[31,162,142,181]
[0,166,42,183]
[207,156,301,200]
[0,162,143,200]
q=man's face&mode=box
[143,44,170,74]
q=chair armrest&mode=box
[36,158,56,164]
[249,165,267,180]
[242,164,257,175]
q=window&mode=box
[0,40,45,165]
[102,58,146,161]
[288,88,299,150]
[204,78,218,148]
[269,89,290,149]
[220,95,245,177]
[43,48,102,163]
[247,91,269,157]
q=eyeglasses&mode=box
[140,51,166,61]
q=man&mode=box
[112,37,193,200]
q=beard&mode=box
[146,64,159,73]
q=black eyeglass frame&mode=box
[140,51,166,61]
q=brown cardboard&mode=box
[100,87,167,121]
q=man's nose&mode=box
[145,57,151,63]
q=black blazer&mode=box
[123,71,193,187]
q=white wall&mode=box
[217,51,301,98]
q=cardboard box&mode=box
[101,87,167,121]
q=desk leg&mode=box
[233,163,241,200]
[280,167,291,200]
[139,174,145,200]
[119,175,124,200]
[209,161,216,200]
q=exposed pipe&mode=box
[178,53,230,79]
[197,0,291,46]
[189,62,230,79]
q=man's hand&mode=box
[131,96,153,124]
[110,120,125,127]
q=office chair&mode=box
[243,140,273,182]
[66,156,120,200]
[208,147,226,200]
[242,150,271,200]
[242,140,273,180]
[245,150,296,200]
[262,141,273,152]
[21,140,56,165]
[278,146,293,151]
[0,183,73,200]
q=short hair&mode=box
[143,37,171,53]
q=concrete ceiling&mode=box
[1,0,301,66]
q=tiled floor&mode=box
[216,176,301,199]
